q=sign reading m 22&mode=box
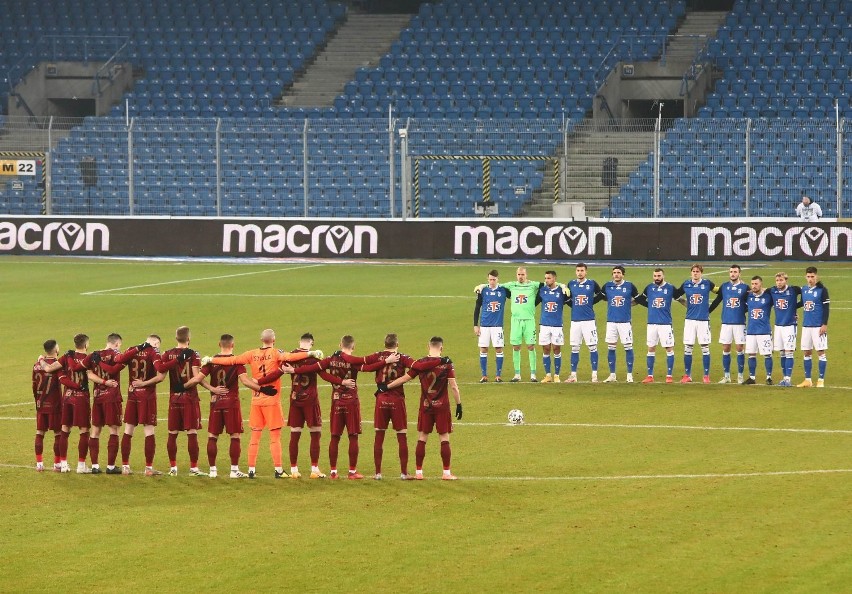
[0,160,36,176]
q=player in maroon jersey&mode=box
[32,340,78,472]
[41,333,97,473]
[187,334,258,479]
[86,333,137,474]
[119,334,168,476]
[257,333,350,479]
[381,337,463,480]
[289,335,397,480]
[348,333,418,480]
[159,326,219,477]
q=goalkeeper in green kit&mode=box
[476,267,542,382]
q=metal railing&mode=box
[0,115,847,219]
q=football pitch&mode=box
[1,257,850,593]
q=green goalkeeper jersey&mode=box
[500,281,542,320]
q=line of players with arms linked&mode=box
[473,263,829,387]
[31,328,463,480]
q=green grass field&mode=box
[1,257,850,593]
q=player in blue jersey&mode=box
[676,264,716,384]
[536,271,569,383]
[708,265,748,384]
[565,263,604,383]
[769,272,802,387]
[601,265,639,383]
[635,268,678,383]
[743,276,774,385]
[473,270,510,383]
[798,266,829,388]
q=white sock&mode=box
[291,466,299,474]
[311,465,320,473]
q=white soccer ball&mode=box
[507,409,525,425]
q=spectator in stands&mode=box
[795,195,822,221]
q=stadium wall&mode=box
[1,217,851,261]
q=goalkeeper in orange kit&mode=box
[206,329,322,478]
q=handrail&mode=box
[6,35,129,95]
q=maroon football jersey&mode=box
[296,354,365,401]
[162,347,201,397]
[367,350,415,397]
[126,345,163,396]
[199,355,247,409]
[410,357,455,409]
[288,348,322,401]
[59,352,90,395]
[90,348,125,403]
[32,356,63,412]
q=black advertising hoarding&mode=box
[1,217,851,261]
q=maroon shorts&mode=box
[374,394,408,432]
[36,409,62,433]
[329,398,361,436]
[124,393,157,426]
[288,395,322,429]
[168,394,202,432]
[61,394,91,429]
[92,398,123,428]
[208,405,243,435]
[417,404,452,435]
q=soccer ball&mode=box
[507,409,524,425]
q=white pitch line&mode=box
[2,416,851,435]
[87,293,470,299]
[0,462,849,481]
[81,263,325,295]
[464,422,852,434]
[460,469,852,481]
[0,402,31,408]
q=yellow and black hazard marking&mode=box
[412,155,559,215]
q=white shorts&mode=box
[646,324,675,348]
[745,334,773,356]
[800,327,828,351]
[569,320,598,347]
[538,325,565,346]
[683,319,712,346]
[773,325,797,352]
[605,322,633,345]
[718,324,746,346]
[477,326,504,348]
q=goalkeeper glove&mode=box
[258,386,277,396]
[89,351,101,364]
[440,356,453,365]
[473,283,486,294]
[332,350,342,357]
[455,403,463,420]
[79,382,90,395]
[559,283,570,295]
[374,383,389,397]
[200,356,213,366]
[308,349,324,360]
[173,383,186,393]
[178,348,194,363]
[65,349,75,358]
[137,341,150,351]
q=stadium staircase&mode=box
[663,11,728,63]
[278,13,411,108]
[520,126,656,218]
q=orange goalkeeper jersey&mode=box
[212,347,309,407]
